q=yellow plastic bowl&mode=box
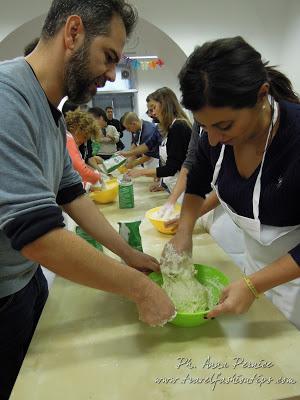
[89,179,119,204]
[145,204,181,235]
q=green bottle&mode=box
[119,174,134,209]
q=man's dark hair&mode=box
[88,107,108,123]
[41,0,137,40]
[24,38,39,56]
[62,100,79,117]
[105,106,113,111]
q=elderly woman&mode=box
[65,109,101,186]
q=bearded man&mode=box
[0,1,175,398]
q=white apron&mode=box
[159,119,183,202]
[211,98,300,329]
[136,122,160,169]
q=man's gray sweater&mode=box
[0,58,82,297]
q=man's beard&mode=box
[64,40,103,104]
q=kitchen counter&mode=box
[10,178,300,400]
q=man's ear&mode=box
[63,15,85,51]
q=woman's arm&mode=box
[66,135,100,184]
[126,155,151,169]
[207,254,300,318]
[128,167,157,178]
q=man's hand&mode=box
[124,249,160,273]
[206,279,256,319]
[136,280,176,326]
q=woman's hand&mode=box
[90,156,103,165]
[149,181,164,192]
[164,217,179,233]
[125,160,135,169]
[116,150,132,158]
[206,279,256,319]
[164,230,193,256]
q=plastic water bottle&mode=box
[119,174,134,209]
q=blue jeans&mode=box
[0,267,48,400]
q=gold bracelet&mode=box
[243,276,260,299]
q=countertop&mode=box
[11,178,300,400]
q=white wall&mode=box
[279,0,300,92]
[130,19,186,118]
[132,0,288,64]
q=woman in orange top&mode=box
[65,109,101,186]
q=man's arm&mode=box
[21,227,175,326]
[62,194,159,271]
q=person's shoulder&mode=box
[142,119,154,127]
[171,119,192,134]
[279,100,300,135]
[0,57,30,86]
[0,58,38,104]
[143,119,157,132]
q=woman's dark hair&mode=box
[41,0,137,40]
[179,36,300,111]
[88,107,108,123]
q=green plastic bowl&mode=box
[149,264,230,327]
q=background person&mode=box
[88,107,119,160]
[65,109,101,185]
[121,111,160,169]
[127,87,192,200]
[106,105,125,150]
